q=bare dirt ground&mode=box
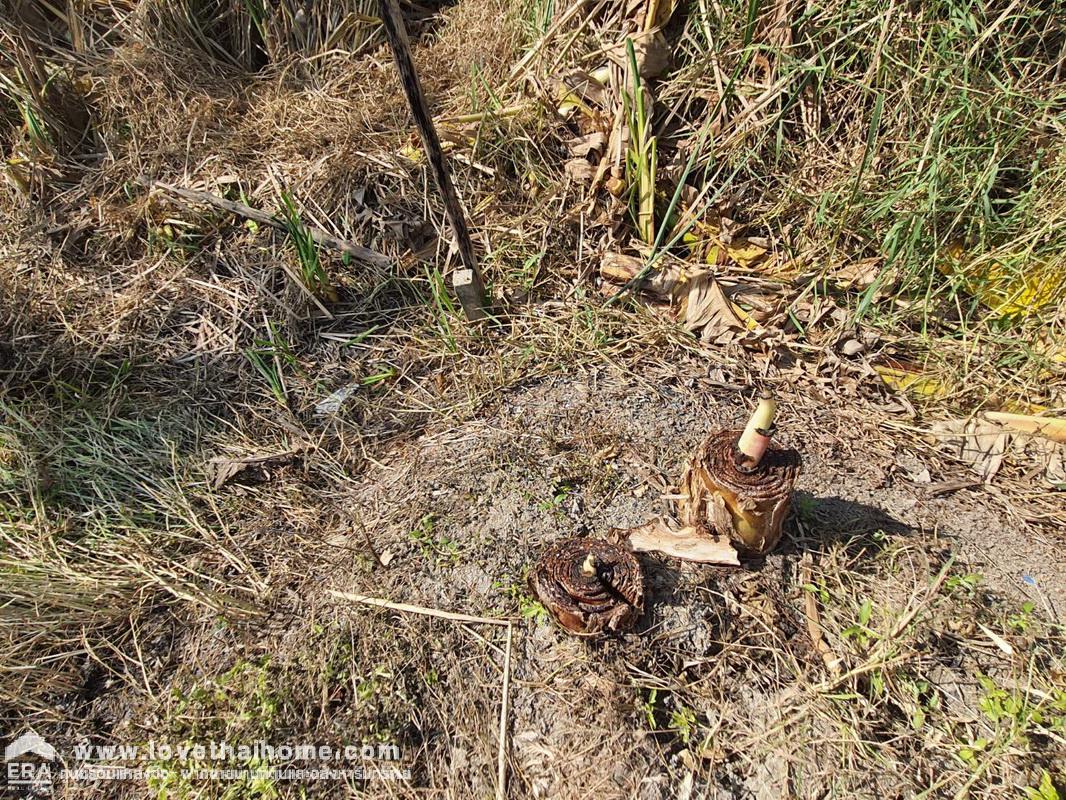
[321,368,1066,798]
[47,360,1065,799]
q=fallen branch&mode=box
[139,178,391,267]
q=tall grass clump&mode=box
[146,0,383,70]
[0,26,95,182]
[664,0,1065,331]
[0,366,259,711]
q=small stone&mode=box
[314,383,359,416]
[841,339,865,356]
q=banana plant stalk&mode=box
[531,538,644,635]
[678,392,801,554]
[625,38,656,244]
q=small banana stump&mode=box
[530,538,644,635]
[679,428,802,555]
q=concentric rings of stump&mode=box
[530,538,644,635]
[679,429,802,554]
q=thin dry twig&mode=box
[496,622,512,800]
[140,178,391,266]
[329,590,512,800]
[328,590,512,625]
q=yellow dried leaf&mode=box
[939,245,1065,319]
[874,365,948,399]
[982,412,1066,444]
[687,221,768,269]
[730,299,760,332]
[644,0,679,30]
[725,242,769,269]
[4,159,31,194]
[1000,399,1049,415]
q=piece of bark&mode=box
[623,519,739,565]
[801,556,843,676]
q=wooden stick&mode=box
[327,590,511,625]
[496,622,512,800]
[452,269,488,321]
[376,0,489,321]
[140,178,390,267]
[800,556,842,677]
[983,411,1066,444]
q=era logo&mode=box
[5,731,56,792]
[7,761,53,786]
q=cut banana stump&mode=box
[679,428,802,555]
[530,395,802,638]
[529,538,644,635]
[621,392,802,563]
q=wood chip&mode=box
[623,519,740,565]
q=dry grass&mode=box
[1,0,1064,797]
